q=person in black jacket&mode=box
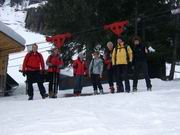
[132,36,152,91]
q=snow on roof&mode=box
[0,21,26,46]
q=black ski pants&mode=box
[133,61,152,88]
[48,72,59,94]
[91,74,103,92]
[26,71,46,97]
[74,75,83,94]
[106,68,114,88]
[115,65,130,92]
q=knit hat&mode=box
[117,37,124,43]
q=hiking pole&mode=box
[52,66,59,97]
[52,66,57,97]
[55,70,59,95]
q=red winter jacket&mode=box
[73,58,87,76]
[22,51,45,71]
[104,50,113,70]
[46,54,64,73]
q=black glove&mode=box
[23,72,26,77]
[128,62,133,67]
[128,62,134,71]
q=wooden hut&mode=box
[0,21,25,96]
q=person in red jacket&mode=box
[46,47,64,98]
[103,41,115,93]
[73,53,87,96]
[22,44,48,100]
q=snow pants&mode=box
[74,75,83,94]
[106,67,114,88]
[115,65,130,92]
[91,74,103,92]
[133,61,152,89]
[48,72,59,97]
[26,71,46,97]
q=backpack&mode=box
[114,44,130,65]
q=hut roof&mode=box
[0,21,25,53]
[0,21,25,46]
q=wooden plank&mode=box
[0,47,22,54]
[0,56,7,75]
[0,55,8,96]
[0,55,8,75]
[0,32,25,53]
[0,75,6,95]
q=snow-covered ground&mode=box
[1,79,180,135]
[1,1,180,135]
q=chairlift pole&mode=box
[169,7,180,80]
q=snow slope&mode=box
[0,2,53,83]
[0,79,180,135]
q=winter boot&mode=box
[51,95,57,98]
[147,87,152,91]
[133,87,137,92]
[51,93,57,98]
[110,86,115,93]
[99,89,104,94]
[116,86,124,93]
[74,93,81,96]
[42,93,48,99]
[93,90,98,95]
[49,91,54,98]
[116,85,120,93]
[126,89,130,93]
[28,96,33,100]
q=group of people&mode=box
[22,44,63,100]
[22,36,152,100]
[103,36,152,94]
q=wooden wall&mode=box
[0,32,25,96]
[0,33,24,54]
[0,54,8,96]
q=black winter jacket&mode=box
[132,44,147,62]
